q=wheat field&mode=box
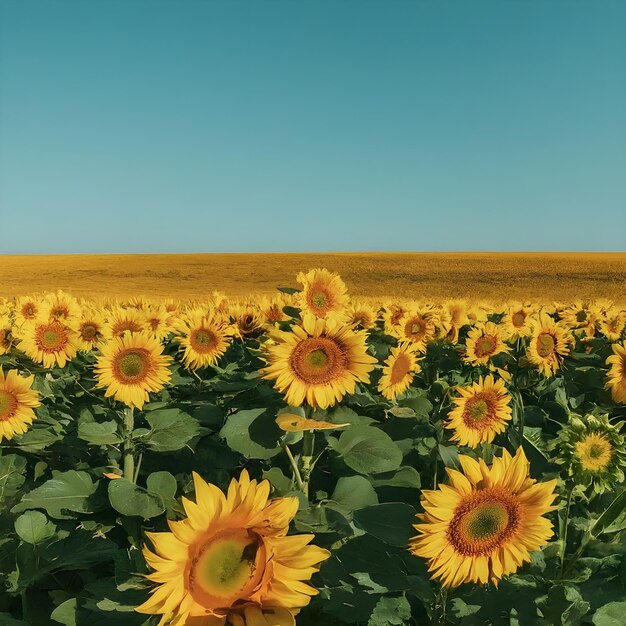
[1,252,625,302]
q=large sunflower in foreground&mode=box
[16,317,79,368]
[94,332,172,409]
[378,342,421,401]
[552,413,625,494]
[446,375,512,447]
[526,313,571,377]
[261,314,376,409]
[409,448,557,588]
[135,470,330,626]
[606,341,626,403]
[175,309,233,370]
[0,368,41,443]
[296,268,349,323]
[464,322,510,366]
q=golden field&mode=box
[1,252,625,301]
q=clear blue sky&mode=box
[0,0,625,253]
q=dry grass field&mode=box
[1,252,625,302]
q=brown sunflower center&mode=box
[512,311,526,328]
[113,349,151,383]
[112,320,143,337]
[191,328,217,353]
[390,353,412,385]
[35,322,69,352]
[80,323,98,341]
[405,317,427,340]
[0,390,18,421]
[536,333,555,358]
[576,310,588,323]
[448,489,519,556]
[475,335,497,358]
[22,304,37,319]
[390,307,404,325]
[290,336,348,384]
[51,305,69,319]
[187,529,266,610]
[462,392,499,430]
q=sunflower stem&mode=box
[432,585,448,625]
[300,429,315,499]
[558,483,575,578]
[281,442,305,492]
[123,407,136,483]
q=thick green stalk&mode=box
[123,407,135,482]
[558,484,574,578]
[300,429,315,498]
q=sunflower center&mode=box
[536,333,555,358]
[112,321,143,337]
[0,390,18,421]
[191,328,216,352]
[576,310,587,323]
[448,489,519,556]
[80,324,98,341]
[311,291,329,308]
[390,353,412,385]
[188,529,265,609]
[22,304,36,319]
[576,435,613,472]
[512,311,526,328]
[35,322,68,352]
[475,335,497,357]
[468,399,488,420]
[52,305,69,319]
[113,349,151,383]
[290,336,348,384]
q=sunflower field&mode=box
[0,268,625,626]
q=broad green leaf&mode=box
[12,470,97,519]
[591,491,626,536]
[14,511,56,545]
[50,599,77,626]
[367,595,411,626]
[78,419,121,445]
[144,408,200,452]
[372,466,421,489]
[220,408,281,459]
[334,426,402,475]
[0,453,27,502]
[108,478,165,520]
[592,602,626,626]
[353,503,417,547]
[332,476,379,510]
[438,444,461,471]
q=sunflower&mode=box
[175,309,233,370]
[94,332,172,409]
[382,302,407,334]
[597,308,625,342]
[561,301,599,337]
[261,314,376,409]
[409,447,557,587]
[606,341,626,403]
[464,322,510,367]
[0,314,13,355]
[144,305,175,342]
[105,306,148,339]
[40,290,82,323]
[296,268,349,323]
[13,295,41,329]
[392,307,438,353]
[446,375,512,447]
[346,300,379,330]
[378,343,421,401]
[260,295,290,324]
[501,303,535,339]
[230,303,265,339]
[0,368,41,443]
[16,317,79,368]
[135,469,330,626]
[526,313,572,377]
[76,309,108,352]
[552,414,626,494]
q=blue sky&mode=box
[0,0,624,253]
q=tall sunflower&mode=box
[296,268,349,323]
[606,341,626,403]
[526,313,571,377]
[552,414,626,494]
[261,314,376,409]
[409,448,557,587]
[135,469,330,626]
[501,303,535,339]
[464,322,510,367]
[40,290,82,323]
[105,306,148,339]
[0,368,41,443]
[76,308,108,352]
[175,309,233,370]
[392,308,438,353]
[597,309,625,342]
[13,296,40,330]
[94,332,172,409]
[346,300,379,330]
[378,342,421,401]
[446,375,512,447]
[16,317,79,368]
